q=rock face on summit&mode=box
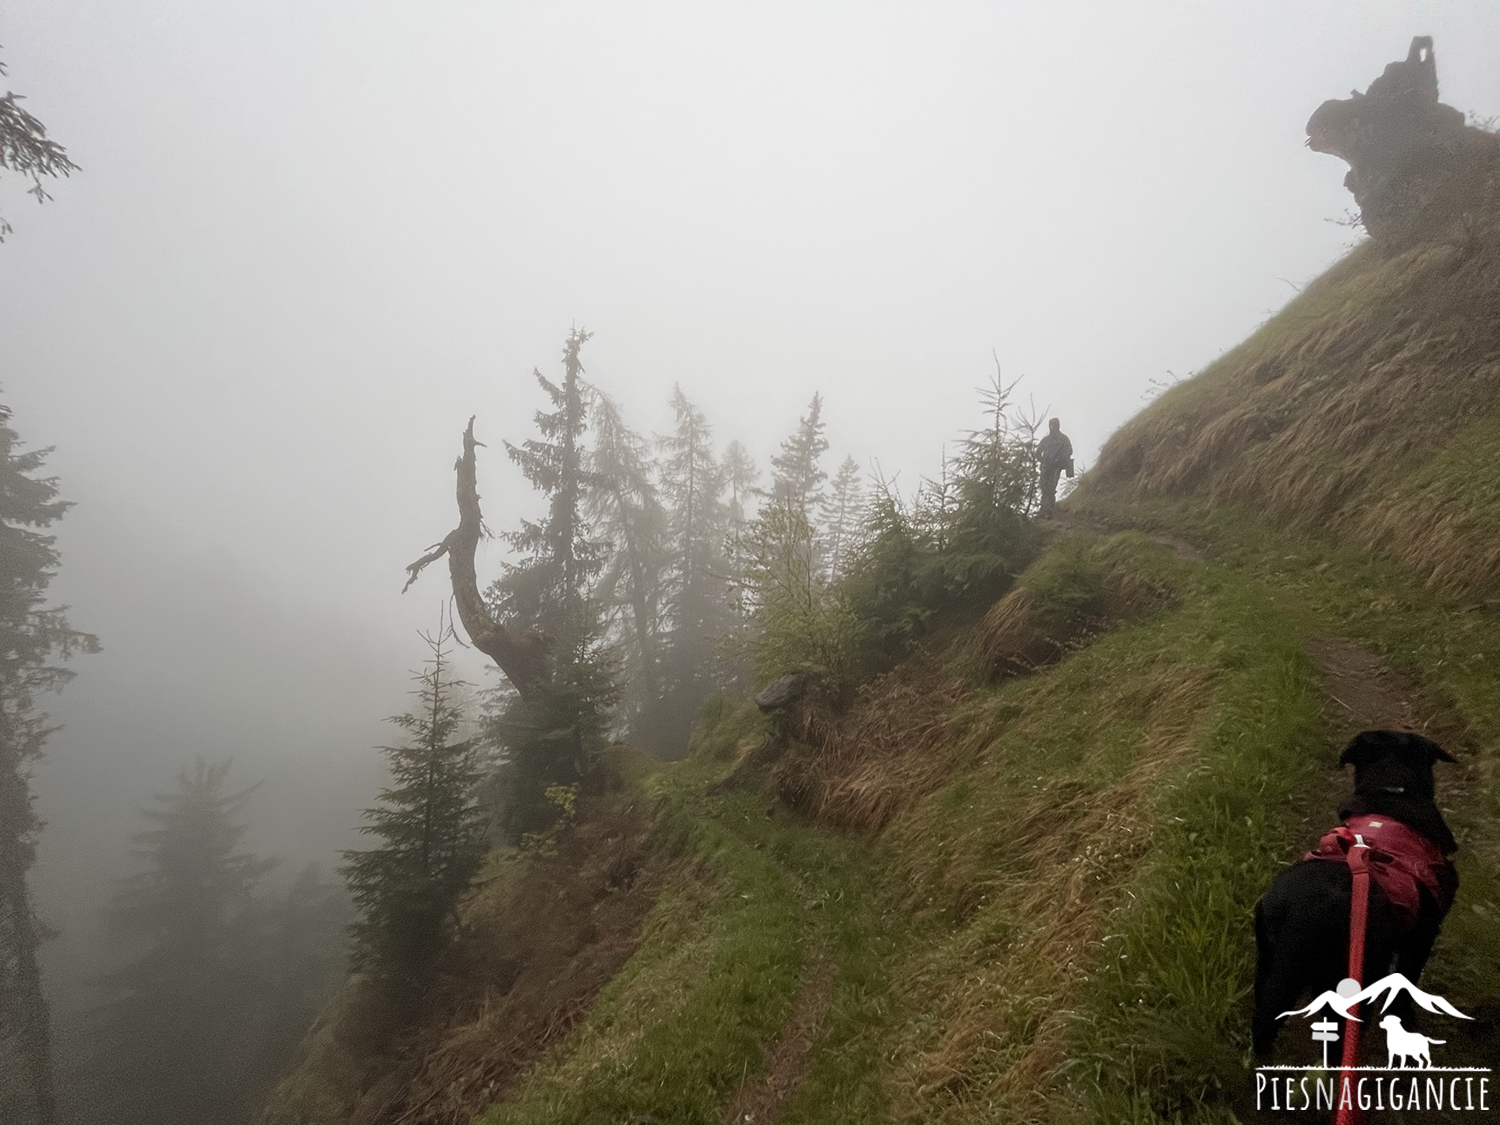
[1307,36,1500,245]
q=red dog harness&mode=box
[1304,813,1454,927]
[1304,814,1452,1125]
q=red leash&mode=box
[1335,838,1372,1125]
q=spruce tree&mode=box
[342,623,487,980]
[486,330,616,835]
[89,759,275,1125]
[491,328,605,643]
[935,373,1037,605]
[584,388,668,738]
[768,392,829,520]
[749,395,830,628]
[0,401,96,1125]
[742,396,861,690]
[242,866,351,1097]
[951,372,1034,550]
[0,50,78,241]
[722,439,760,581]
[657,386,729,725]
[822,456,865,581]
[718,439,760,672]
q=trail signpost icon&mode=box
[1310,1019,1339,1069]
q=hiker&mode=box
[1037,418,1073,518]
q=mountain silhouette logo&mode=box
[1278,972,1474,1025]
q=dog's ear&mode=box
[1339,730,1390,769]
[1386,729,1457,765]
[1409,733,1457,764]
[1341,729,1456,768]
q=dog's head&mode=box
[1379,1014,1402,1031]
[1339,729,1454,799]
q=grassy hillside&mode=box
[267,184,1500,1125]
[1091,228,1500,597]
[445,523,1497,1124]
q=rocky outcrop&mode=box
[1307,37,1500,245]
[755,672,810,712]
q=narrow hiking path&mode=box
[1303,635,1423,733]
[703,797,894,1125]
[719,957,836,1125]
[1042,508,1206,563]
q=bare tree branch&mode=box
[404,418,551,701]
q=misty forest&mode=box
[5,9,1500,1125]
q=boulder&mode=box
[755,673,810,712]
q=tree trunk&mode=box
[0,846,56,1125]
[404,418,551,701]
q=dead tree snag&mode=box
[404,418,551,700]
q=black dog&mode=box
[1252,730,1459,1056]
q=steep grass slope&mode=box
[1092,229,1500,597]
[466,226,1500,1118]
[450,520,1497,1124]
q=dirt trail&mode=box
[1041,510,1205,562]
[718,957,835,1125]
[1302,636,1424,734]
[1302,635,1478,820]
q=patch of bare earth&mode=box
[1303,635,1423,733]
[719,957,836,1125]
[1300,634,1476,838]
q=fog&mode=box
[4,0,1499,1104]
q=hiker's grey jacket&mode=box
[1038,431,1073,469]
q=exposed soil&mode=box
[718,956,836,1125]
[1302,635,1423,735]
[1301,632,1477,824]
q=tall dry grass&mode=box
[1092,229,1500,597]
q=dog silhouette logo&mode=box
[1379,1014,1443,1069]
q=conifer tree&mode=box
[769,392,829,520]
[719,439,761,664]
[951,372,1035,548]
[822,456,865,581]
[747,395,831,627]
[0,401,96,1125]
[0,51,78,241]
[244,865,351,1091]
[89,759,275,1125]
[722,439,760,574]
[342,622,487,980]
[659,387,729,677]
[486,330,616,834]
[934,372,1038,604]
[742,494,857,691]
[641,386,730,749]
[584,388,668,734]
[491,328,605,644]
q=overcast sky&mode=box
[8,3,1500,625]
[6,1,1500,966]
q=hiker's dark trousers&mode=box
[1040,463,1063,516]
